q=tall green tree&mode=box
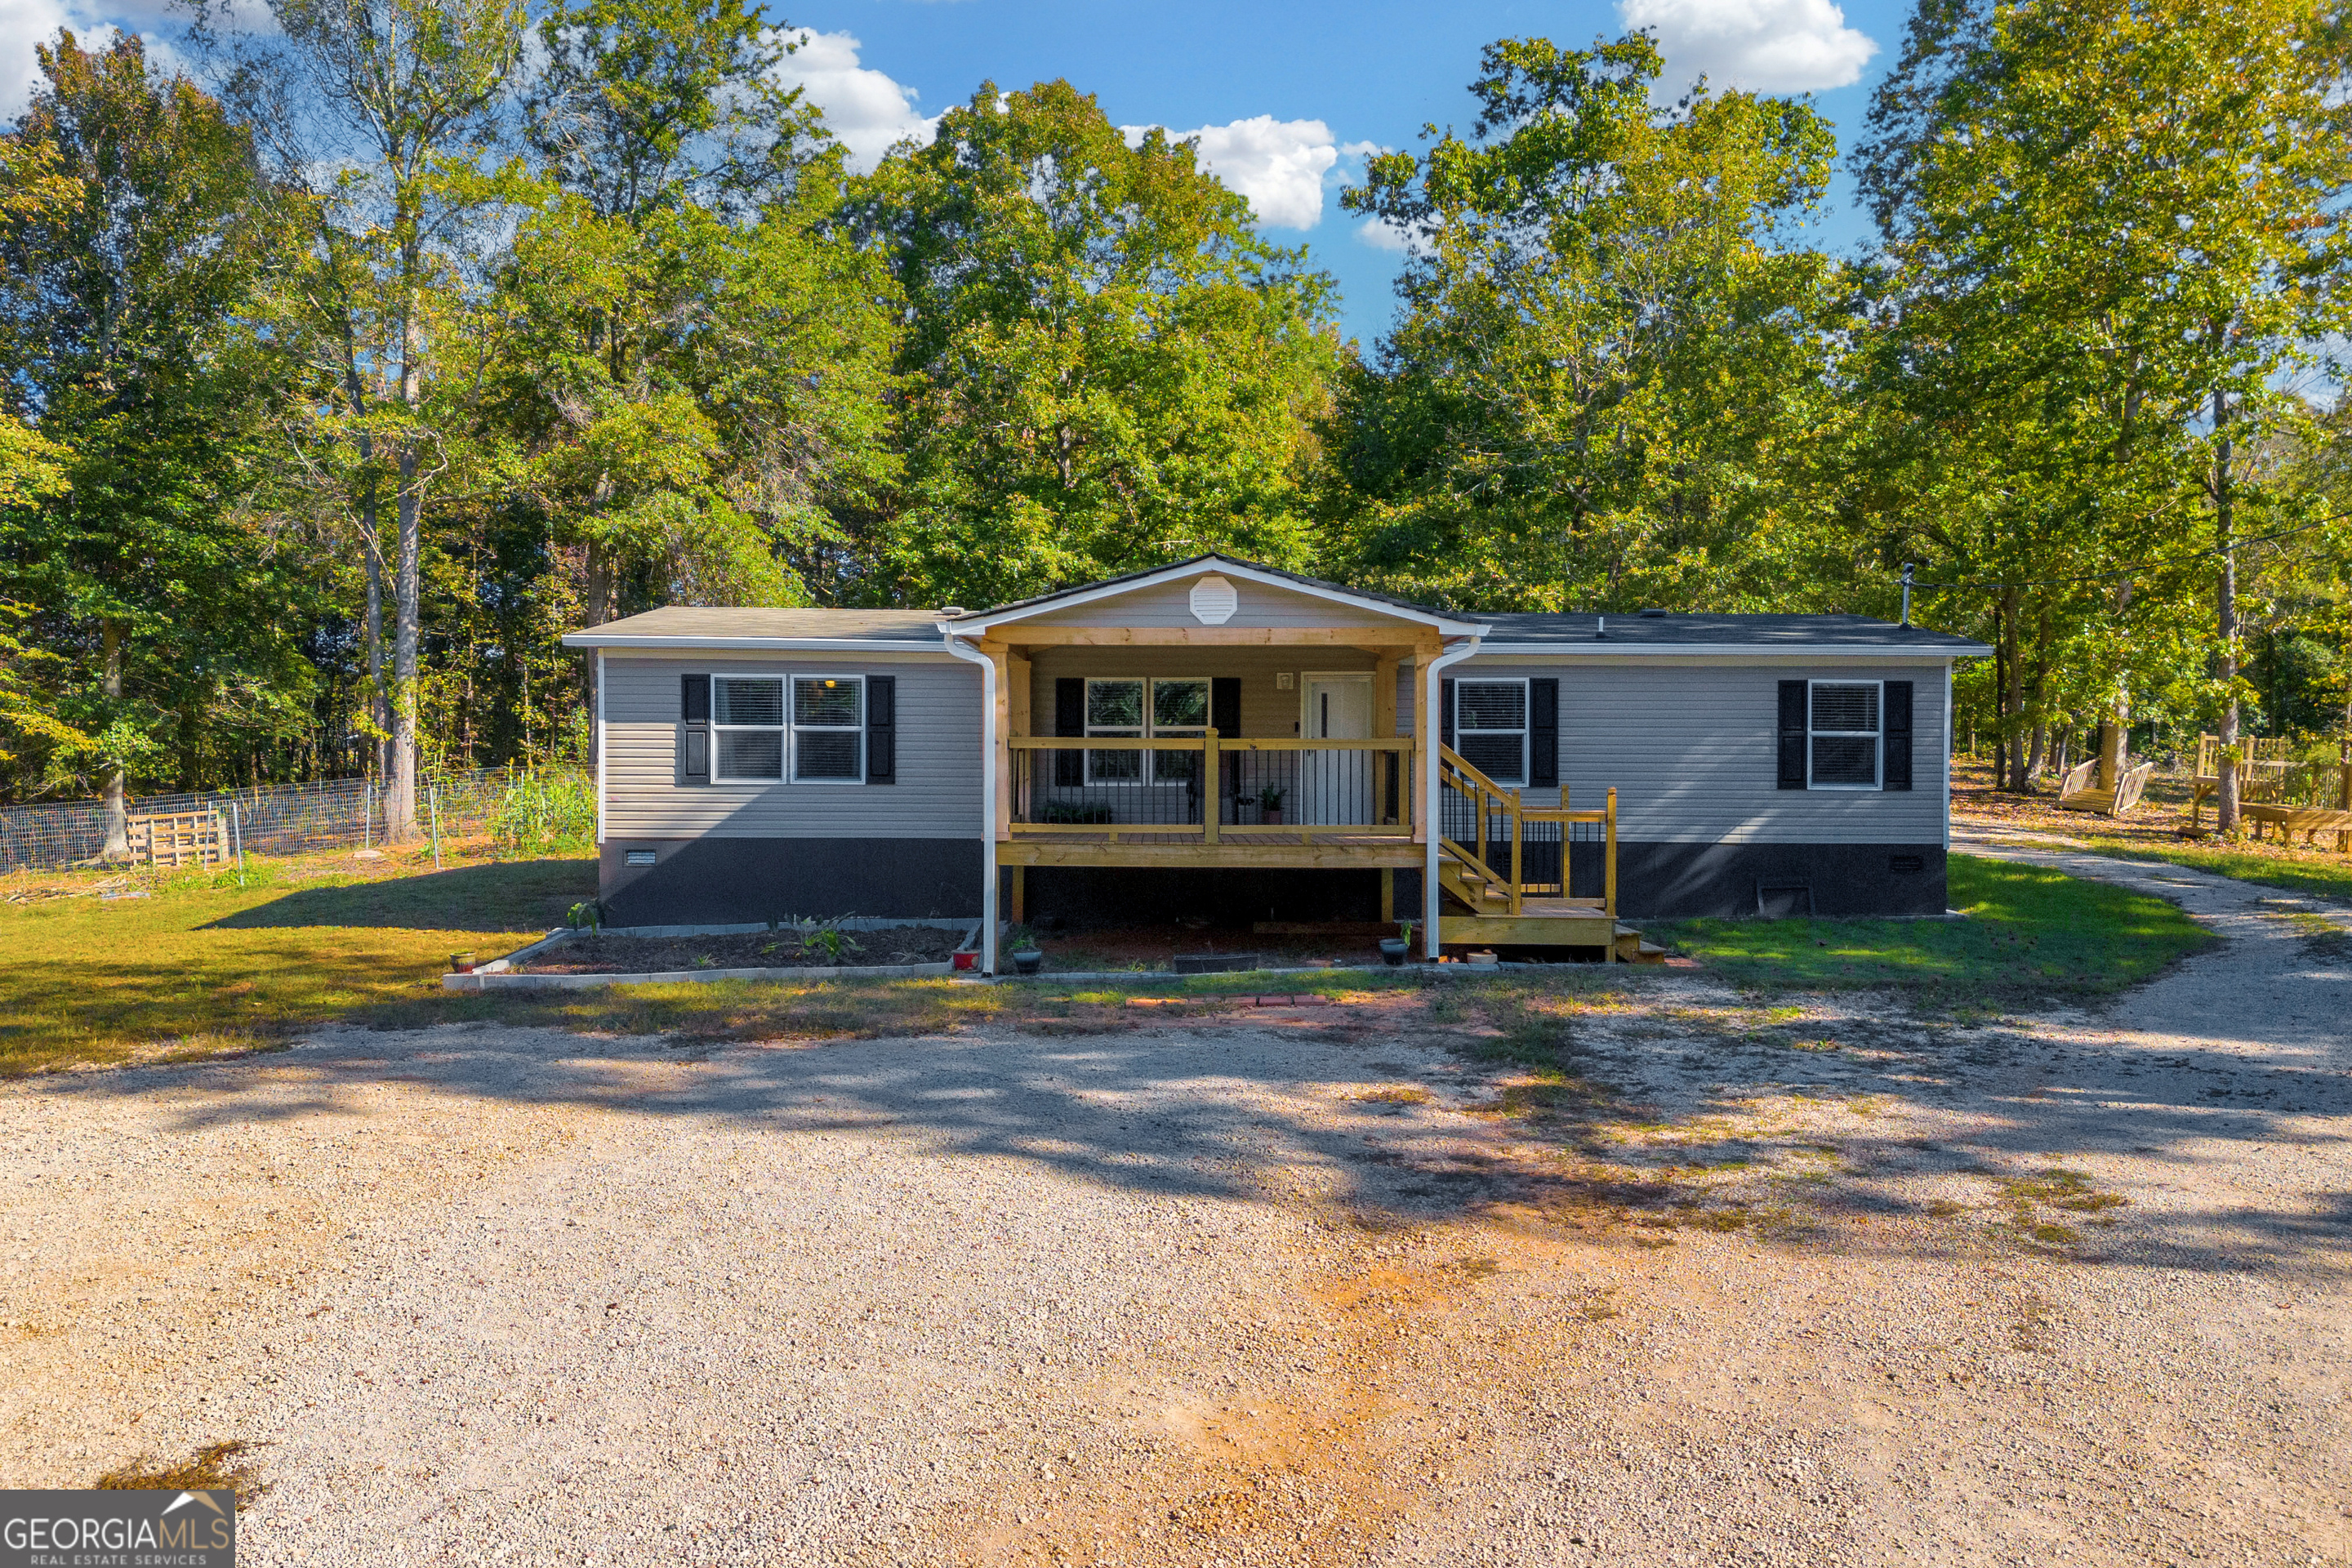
[860,80,1340,608]
[503,0,896,626]
[1856,0,2352,810]
[0,33,303,848]
[1330,35,1846,612]
[256,0,527,840]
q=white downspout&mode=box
[1943,661,1953,855]
[1422,637,1482,960]
[943,632,1000,974]
[594,650,607,848]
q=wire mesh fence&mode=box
[0,766,584,873]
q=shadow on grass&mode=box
[203,858,595,933]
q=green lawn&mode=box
[0,851,595,1076]
[0,845,2225,1076]
[1650,853,2216,1011]
[2070,836,2352,905]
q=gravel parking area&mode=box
[2,841,2346,1566]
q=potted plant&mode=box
[1256,781,1288,826]
[449,951,477,974]
[1007,924,1045,976]
[1379,920,1414,966]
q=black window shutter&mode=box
[1054,676,1085,787]
[679,673,710,786]
[1210,677,1241,738]
[1882,679,1913,791]
[1529,678,1559,787]
[866,675,896,784]
[1440,679,1455,752]
[1777,679,1807,790]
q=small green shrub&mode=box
[490,770,596,853]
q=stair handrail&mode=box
[1436,746,1619,920]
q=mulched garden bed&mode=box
[520,926,964,973]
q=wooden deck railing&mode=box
[1436,745,1616,918]
[1008,733,1416,842]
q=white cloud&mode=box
[1619,0,1878,93]
[3,2,217,123]
[2,2,96,121]
[774,29,938,172]
[1123,115,1338,230]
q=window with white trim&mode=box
[712,676,784,781]
[1085,676,1206,783]
[792,674,864,782]
[1809,680,1881,788]
[1455,679,1528,785]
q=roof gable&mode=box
[945,555,1485,636]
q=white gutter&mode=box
[594,651,607,849]
[942,634,1000,975]
[1469,644,1989,660]
[559,635,946,653]
[1422,638,1483,960]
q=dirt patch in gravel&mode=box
[2,845,2347,1565]
[522,924,965,973]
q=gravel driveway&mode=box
[2,840,2346,1566]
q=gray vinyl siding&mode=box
[601,653,980,840]
[1413,656,1953,845]
[1019,577,1418,630]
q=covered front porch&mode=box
[940,558,1646,967]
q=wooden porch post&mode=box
[983,639,1012,844]
[1375,650,1400,919]
[1007,649,1030,925]
[1409,644,1432,844]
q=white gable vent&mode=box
[1189,575,1238,625]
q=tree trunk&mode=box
[2214,388,2240,834]
[385,274,423,844]
[100,619,130,861]
[363,486,388,782]
[2100,692,2128,789]
[389,443,421,842]
[1998,591,2025,791]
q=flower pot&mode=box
[1261,808,1283,825]
[449,951,476,974]
[951,950,978,972]
[1379,938,1409,966]
[1011,949,1044,976]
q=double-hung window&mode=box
[712,676,785,782]
[1808,680,1881,788]
[1085,676,1207,783]
[792,675,864,783]
[1454,679,1529,785]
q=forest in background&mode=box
[1,0,2348,844]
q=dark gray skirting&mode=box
[599,838,987,926]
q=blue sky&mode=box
[9,0,1920,347]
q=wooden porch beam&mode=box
[991,626,1438,647]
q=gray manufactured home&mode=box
[562,555,1988,971]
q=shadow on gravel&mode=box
[24,964,2352,1281]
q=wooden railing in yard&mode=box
[1008,734,1417,841]
[1435,745,1615,918]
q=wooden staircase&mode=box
[1435,746,1664,964]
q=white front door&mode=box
[1298,674,1374,825]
